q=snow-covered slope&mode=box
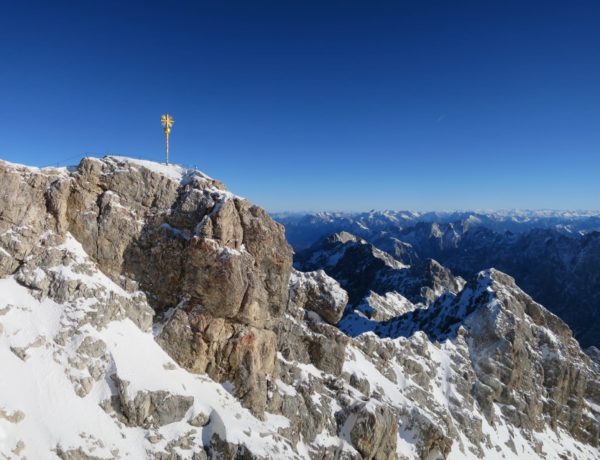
[0,233,295,459]
[1,156,598,459]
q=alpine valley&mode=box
[0,156,598,460]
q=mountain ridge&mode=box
[279,212,600,347]
[0,156,598,459]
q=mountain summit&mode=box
[0,157,598,459]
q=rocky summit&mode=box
[0,156,598,459]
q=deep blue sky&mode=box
[1,1,599,211]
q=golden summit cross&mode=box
[161,114,174,165]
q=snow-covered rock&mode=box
[279,211,600,348]
[0,156,598,459]
[0,242,295,459]
[288,269,348,325]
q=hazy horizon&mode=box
[269,208,600,215]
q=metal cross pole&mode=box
[161,114,174,165]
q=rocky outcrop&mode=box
[353,291,417,321]
[157,308,278,415]
[277,269,350,375]
[342,402,398,460]
[366,269,600,450]
[0,157,293,418]
[115,377,194,428]
[463,270,600,446]
[295,231,464,307]
[1,157,599,460]
[288,269,348,325]
[0,157,299,459]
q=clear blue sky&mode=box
[1,1,599,212]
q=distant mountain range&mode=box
[276,211,600,348]
[273,210,600,250]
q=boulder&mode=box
[343,401,398,460]
[288,269,348,325]
[115,377,194,428]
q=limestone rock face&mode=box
[278,268,350,375]
[115,377,194,428]
[463,270,600,446]
[64,157,292,327]
[0,163,66,276]
[2,157,599,460]
[274,264,600,458]
[0,156,293,417]
[288,269,348,325]
[157,308,278,415]
[343,402,398,460]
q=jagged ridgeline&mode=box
[0,156,598,459]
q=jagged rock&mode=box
[277,273,349,376]
[295,231,464,307]
[157,308,278,417]
[207,434,260,459]
[115,377,194,428]
[409,410,453,460]
[0,163,65,276]
[189,411,210,427]
[348,373,371,396]
[304,314,349,375]
[55,447,105,460]
[77,337,107,358]
[343,401,398,460]
[2,157,599,460]
[354,291,417,321]
[0,157,292,418]
[463,270,600,446]
[373,237,420,266]
[586,346,600,366]
[0,408,25,423]
[288,269,348,325]
[11,440,25,456]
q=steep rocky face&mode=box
[295,231,465,308]
[0,157,293,417]
[386,224,600,348]
[461,271,599,445]
[0,236,297,459]
[370,236,420,266]
[281,212,600,348]
[277,269,350,376]
[365,269,600,448]
[358,271,599,457]
[1,157,599,460]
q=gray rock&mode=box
[2,157,599,460]
[288,269,348,325]
[343,401,398,460]
[115,377,194,428]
